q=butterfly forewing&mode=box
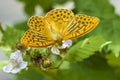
[63,14,100,40]
[45,9,74,35]
[21,16,55,47]
[28,16,48,30]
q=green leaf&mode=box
[74,0,115,19]
[58,55,118,80]
[74,0,120,56]
[16,68,52,80]
[109,19,120,56]
[65,36,106,62]
[12,55,119,80]
[115,67,120,80]
[93,17,120,56]
[106,53,120,67]
[59,61,70,70]
[105,53,120,79]
[13,21,28,31]
[1,26,24,48]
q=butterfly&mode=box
[21,9,100,47]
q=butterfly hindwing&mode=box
[21,29,55,47]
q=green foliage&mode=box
[74,0,120,55]
[106,53,120,67]
[74,0,115,19]
[13,20,28,31]
[1,26,24,48]
[17,0,70,16]
[1,0,120,80]
[66,36,106,62]
[14,55,118,80]
[105,53,120,79]
[58,56,118,80]
[16,68,52,80]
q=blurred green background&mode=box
[0,0,120,80]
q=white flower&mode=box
[51,46,60,55]
[51,40,72,55]
[61,40,72,48]
[3,50,28,73]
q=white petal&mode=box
[11,68,21,73]
[16,51,23,62]
[10,52,17,60]
[51,46,60,55]
[3,64,13,73]
[62,40,72,48]
[10,50,21,59]
[17,54,23,63]
[19,61,28,69]
[10,50,23,63]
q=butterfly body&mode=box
[21,9,100,47]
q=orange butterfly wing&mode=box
[21,16,55,47]
[62,14,100,40]
[21,9,100,47]
[45,9,74,39]
[45,9,99,40]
